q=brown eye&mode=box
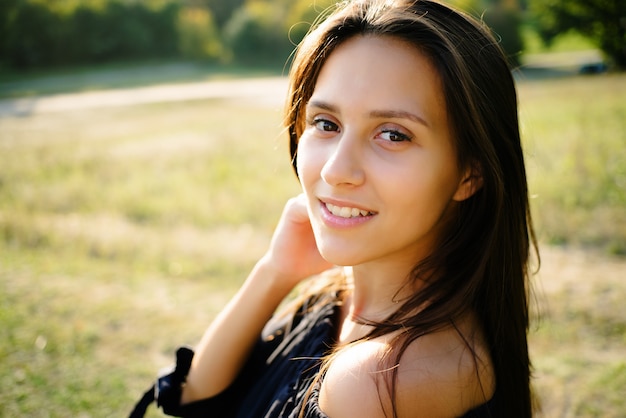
[314,118,339,132]
[380,129,411,142]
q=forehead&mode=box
[310,35,447,125]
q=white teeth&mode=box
[325,202,372,218]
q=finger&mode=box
[285,194,311,224]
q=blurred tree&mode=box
[2,1,67,68]
[0,0,180,69]
[529,0,626,68]
[447,0,482,12]
[482,1,524,66]
[222,0,341,65]
[448,0,524,66]
[150,1,182,56]
[223,0,292,65]
[182,0,246,28]
[70,4,114,61]
[286,0,337,46]
[69,1,178,62]
[177,7,223,60]
[0,0,19,67]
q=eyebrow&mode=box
[307,100,430,127]
[369,109,429,127]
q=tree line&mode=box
[0,0,623,71]
[528,0,625,69]
[0,0,334,70]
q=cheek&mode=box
[387,159,460,214]
[295,135,323,188]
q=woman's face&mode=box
[297,35,474,272]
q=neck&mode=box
[352,260,421,312]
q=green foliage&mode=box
[0,0,343,70]
[482,4,524,66]
[529,0,626,68]
[177,7,224,61]
[0,0,529,72]
[1,1,66,68]
[69,1,180,62]
[285,0,338,46]
[190,0,246,28]
[447,0,525,66]
[521,25,597,55]
[0,0,181,69]
[223,1,293,65]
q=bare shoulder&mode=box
[318,339,389,417]
[393,322,495,417]
[318,318,494,418]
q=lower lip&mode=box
[319,201,375,228]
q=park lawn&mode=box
[0,72,625,417]
[518,73,626,253]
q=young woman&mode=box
[131,0,538,417]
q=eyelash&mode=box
[308,117,338,132]
[379,129,412,142]
[307,117,413,143]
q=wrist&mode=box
[252,255,302,297]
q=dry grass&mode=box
[532,247,626,417]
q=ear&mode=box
[453,162,483,202]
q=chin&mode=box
[318,246,367,268]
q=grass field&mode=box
[1,70,625,417]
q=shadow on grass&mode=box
[0,60,285,99]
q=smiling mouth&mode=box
[324,202,376,218]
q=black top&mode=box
[174,293,497,417]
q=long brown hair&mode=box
[286,1,539,416]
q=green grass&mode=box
[0,71,625,417]
[529,247,626,417]
[518,74,626,254]
[0,97,299,417]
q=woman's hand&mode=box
[182,195,332,403]
[260,194,333,291]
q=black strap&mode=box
[129,384,155,418]
[129,346,195,418]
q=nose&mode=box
[320,130,365,187]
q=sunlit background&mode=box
[1,0,625,416]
